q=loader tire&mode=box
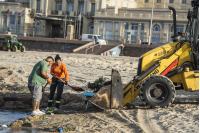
[139,75,175,108]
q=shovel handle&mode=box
[42,82,48,93]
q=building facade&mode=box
[0,0,192,44]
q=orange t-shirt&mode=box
[51,63,69,82]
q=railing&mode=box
[4,0,30,3]
[101,35,122,42]
[62,11,70,15]
[85,43,102,54]
[86,12,95,18]
[51,10,59,15]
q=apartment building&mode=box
[0,0,192,44]
[93,0,192,44]
[0,0,31,36]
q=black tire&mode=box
[20,46,25,52]
[3,44,8,51]
[139,75,175,108]
[12,45,18,52]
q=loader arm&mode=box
[123,41,191,106]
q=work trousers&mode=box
[47,77,64,109]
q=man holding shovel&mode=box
[28,56,54,116]
[45,54,69,111]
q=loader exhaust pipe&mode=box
[169,6,181,42]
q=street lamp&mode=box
[149,0,155,45]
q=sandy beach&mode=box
[0,51,199,133]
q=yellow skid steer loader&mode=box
[88,0,199,109]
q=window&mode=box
[153,24,160,32]
[35,21,41,33]
[17,16,21,33]
[100,22,104,29]
[56,1,62,11]
[145,0,148,3]
[88,23,94,34]
[88,35,92,39]
[125,24,129,30]
[169,26,173,32]
[182,0,186,4]
[9,16,16,33]
[131,24,138,30]
[67,2,74,11]
[169,0,173,4]
[36,0,40,13]
[115,23,119,30]
[79,2,84,12]
[106,22,113,30]
[9,16,15,24]
[177,25,184,32]
[157,0,161,3]
[169,25,183,33]
[99,30,103,36]
[114,31,118,40]
[186,26,190,33]
[105,31,112,40]
[141,24,144,31]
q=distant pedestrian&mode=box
[28,56,54,116]
[46,54,69,111]
[79,35,82,40]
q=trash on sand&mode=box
[67,118,69,119]
[91,109,94,111]
[74,111,77,113]
[64,111,71,113]
[0,124,7,128]
[2,82,4,84]
[51,113,54,115]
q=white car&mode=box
[82,34,107,45]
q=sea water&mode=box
[0,109,37,133]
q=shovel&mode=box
[52,75,84,91]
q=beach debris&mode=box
[46,125,74,132]
[0,124,7,128]
[42,117,46,120]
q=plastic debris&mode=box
[1,124,7,128]
[2,82,4,84]
[51,113,54,115]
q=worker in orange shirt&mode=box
[45,54,69,111]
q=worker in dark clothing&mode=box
[45,54,69,111]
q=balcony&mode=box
[95,12,187,21]
[62,11,70,15]
[36,10,43,13]
[51,10,59,15]
[4,0,30,3]
[86,12,95,18]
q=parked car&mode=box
[82,34,107,45]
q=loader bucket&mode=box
[89,70,123,110]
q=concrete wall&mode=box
[123,44,160,57]
[0,35,91,52]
